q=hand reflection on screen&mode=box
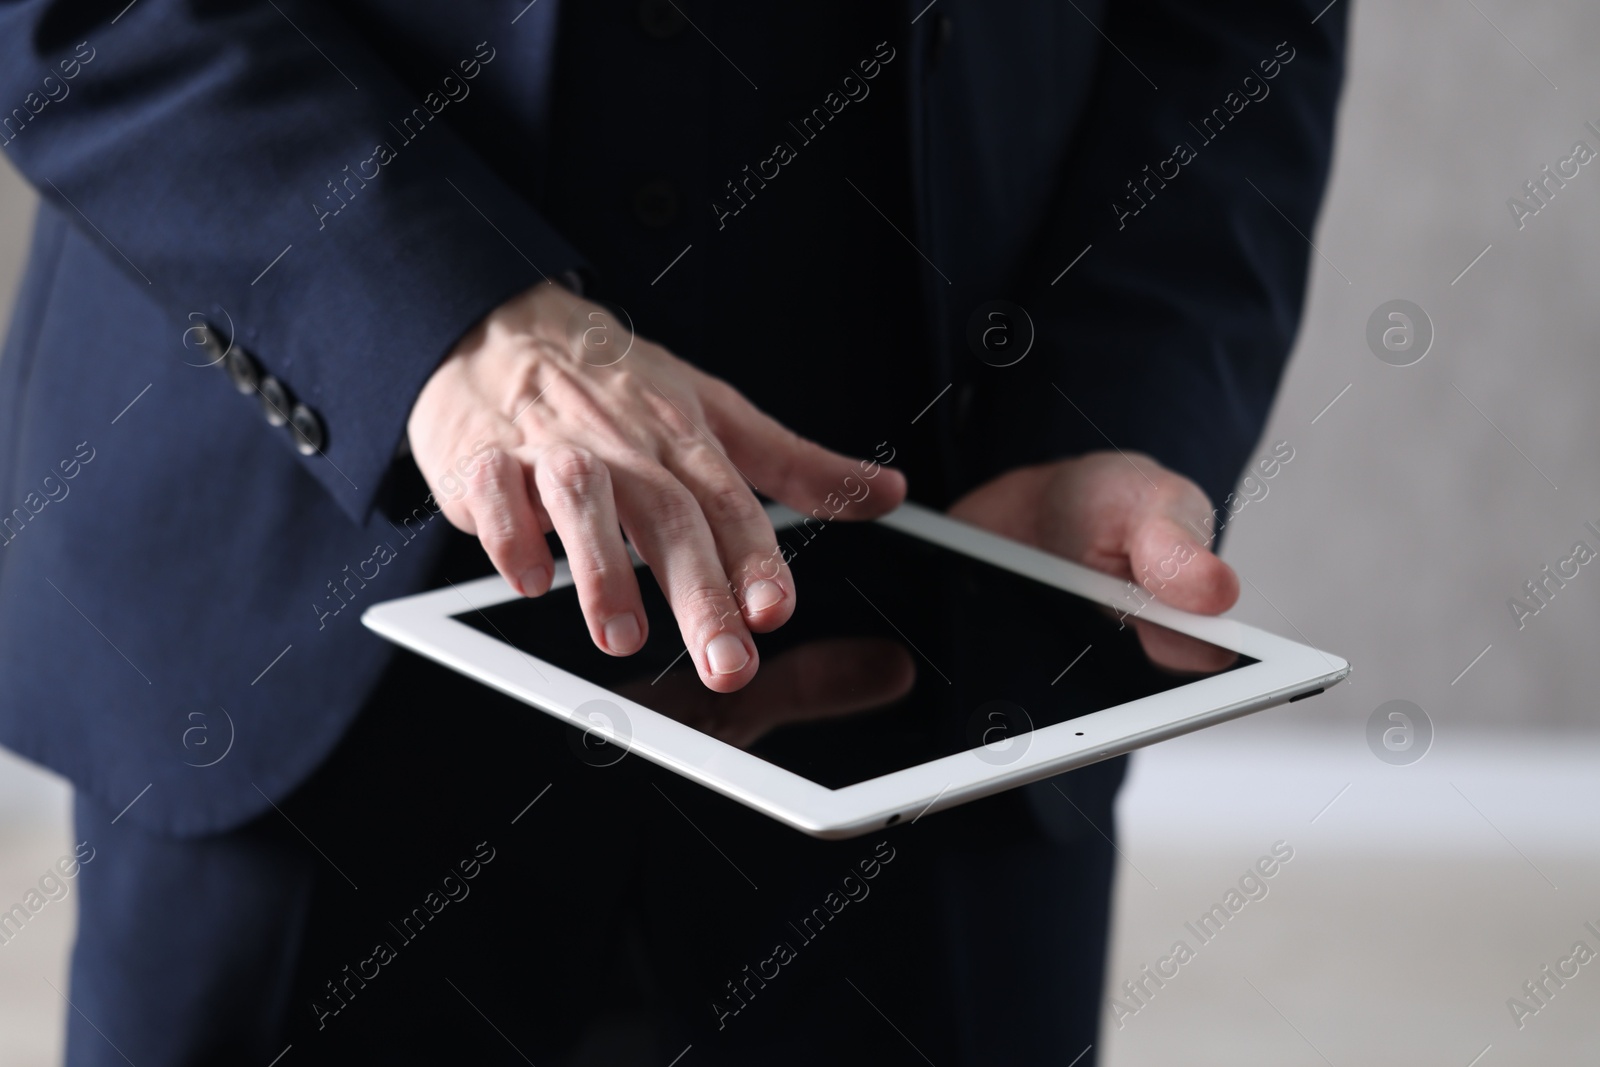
[1128,616,1240,675]
[617,637,917,749]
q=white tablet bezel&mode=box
[362,502,1349,839]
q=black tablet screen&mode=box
[456,518,1254,789]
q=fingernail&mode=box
[604,614,641,655]
[521,566,550,596]
[743,578,784,613]
[705,632,749,675]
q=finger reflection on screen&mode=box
[616,637,917,750]
[458,521,1256,788]
[1130,617,1241,675]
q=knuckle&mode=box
[679,580,741,630]
[463,450,514,497]
[1175,483,1210,515]
[699,479,760,530]
[1153,470,1204,510]
[699,374,742,410]
[472,499,522,550]
[538,444,606,500]
[637,337,675,366]
[475,521,520,562]
[644,388,705,440]
[605,364,641,394]
[569,549,622,591]
[767,427,815,494]
[644,483,703,538]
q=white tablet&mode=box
[362,502,1348,839]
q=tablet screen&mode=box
[457,518,1254,789]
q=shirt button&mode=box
[632,179,680,228]
[289,402,326,456]
[258,375,292,427]
[223,347,261,395]
[637,0,687,39]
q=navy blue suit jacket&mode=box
[0,0,1344,835]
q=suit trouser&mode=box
[64,559,1125,1067]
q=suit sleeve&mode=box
[0,0,583,524]
[961,0,1347,511]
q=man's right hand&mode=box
[406,280,907,693]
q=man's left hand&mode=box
[948,451,1240,671]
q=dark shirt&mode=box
[544,2,949,501]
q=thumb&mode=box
[703,382,907,519]
[1124,496,1239,615]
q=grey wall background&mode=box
[0,163,30,339]
[1,1,1597,1063]
[1228,0,1600,736]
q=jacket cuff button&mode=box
[223,347,261,395]
[290,403,326,456]
[258,375,292,427]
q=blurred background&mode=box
[2,1,1598,1063]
